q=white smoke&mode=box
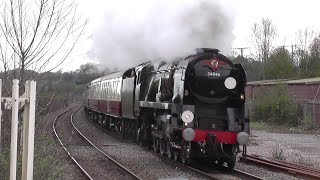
[89,0,235,70]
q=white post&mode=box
[22,81,36,180]
[10,79,19,180]
[0,79,2,151]
[22,81,30,179]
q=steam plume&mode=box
[89,0,235,70]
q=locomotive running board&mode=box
[139,101,172,110]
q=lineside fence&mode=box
[0,79,37,180]
[304,100,320,126]
[246,100,320,126]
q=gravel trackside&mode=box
[248,130,320,168]
[235,129,320,180]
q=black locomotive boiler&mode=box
[84,48,249,169]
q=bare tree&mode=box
[0,0,87,88]
[251,18,277,80]
[295,28,317,68]
[295,28,317,52]
[0,0,87,163]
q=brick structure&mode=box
[245,77,320,125]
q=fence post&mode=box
[303,103,307,125]
[10,79,19,180]
[22,81,30,179]
[22,81,36,180]
[313,103,316,125]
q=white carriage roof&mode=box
[91,71,125,84]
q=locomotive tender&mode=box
[83,48,249,169]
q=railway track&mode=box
[152,152,264,180]
[240,154,320,180]
[53,105,142,180]
[79,107,264,180]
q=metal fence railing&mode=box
[304,100,320,126]
[246,100,320,126]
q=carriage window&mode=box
[107,82,109,101]
[93,85,95,98]
[113,81,116,101]
[99,83,102,99]
[103,83,105,100]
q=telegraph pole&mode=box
[291,44,296,64]
[232,47,250,57]
[275,44,296,64]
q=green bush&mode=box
[0,148,10,179]
[251,83,302,126]
[301,115,314,129]
[33,135,64,180]
[0,137,64,180]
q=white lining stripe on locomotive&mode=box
[139,101,172,110]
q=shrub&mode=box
[0,148,10,179]
[271,146,286,160]
[251,83,302,126]
[0,136,64,180]
[301,115,314,129]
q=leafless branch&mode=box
[0,0,87,83]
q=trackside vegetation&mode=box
[251,83,311,128]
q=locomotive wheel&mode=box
[140,127,148,147]
[217,159,224,166]
[98,114,102,124]
[93,112,97,122]
[153,136,159,153]
[129,121,135,140]
[181,142,191,165]
[173,152,179,162]
[227,157,236,170]
[122,120,127,138]
[105,117,110,129]
[136,128,142,145]
[121,120,125,137]
[166,141,173,159]
[159,139,166,156]
[94,113,98,122]
[226,145,236,171]
[227,154,236,170]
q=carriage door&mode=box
[121,69,136,119]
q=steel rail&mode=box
[52,105,93,180]
[233,168,265,180]
[240,154,320,180]
[271,158,320,174]
[82,112,263,180]
[70,106,142,180]
[152,151,264,180]
[153,152,220,180]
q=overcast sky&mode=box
[63,0,320,71]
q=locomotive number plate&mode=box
[208,72,221,77]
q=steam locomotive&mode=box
[83,48,249,169]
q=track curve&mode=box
[53,105,142,180]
